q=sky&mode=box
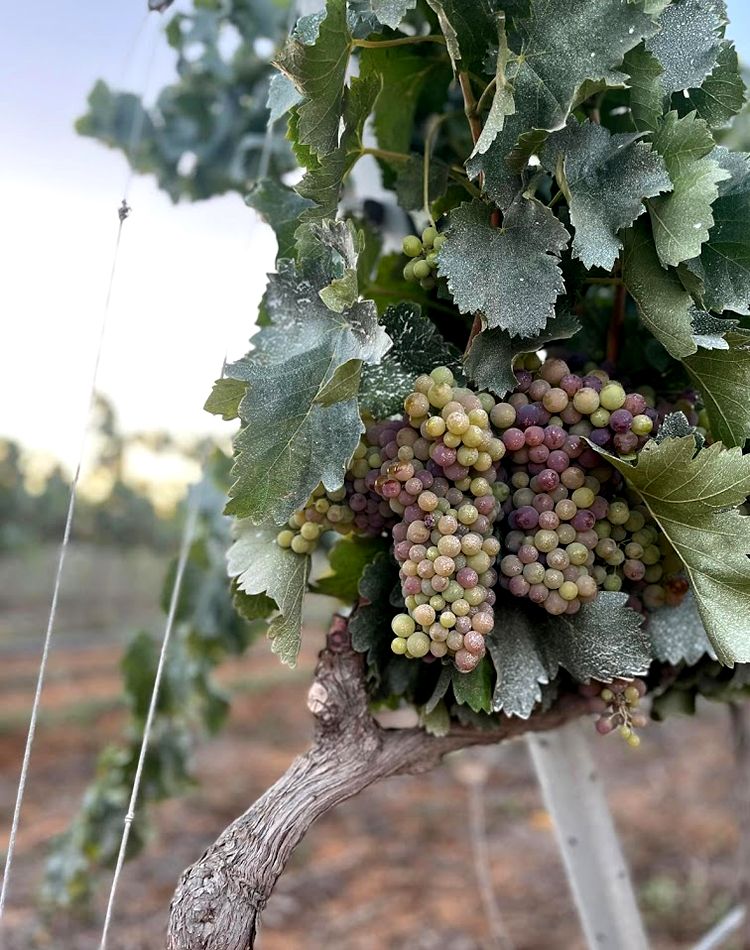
[1,1,750,475]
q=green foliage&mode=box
[486,595,649,719]
[223,222,390,525]
[437,197,570,336]
[597,437,750,665]
[77,1,295,200]
[312,535,389,601]
[540,120,671,270]
[359,303,462,417]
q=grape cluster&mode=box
[375,368,504,672]
[492,357,691,616]
[402,227,445,291]
[581,678,649,748]
[276,421,400,555]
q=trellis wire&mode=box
[96,4,302,939]
[0,10,160,928]
[98,482,203,950]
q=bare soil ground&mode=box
[0,546,744,949]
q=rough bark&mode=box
[166,617,594,950]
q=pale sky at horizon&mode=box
[2,2,750,475]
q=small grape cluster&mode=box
[374,367,504,672]
[581,678,649,748]
[276,421,401,555]
[402,227,445,291]
[492,356,692,616]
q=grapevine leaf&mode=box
[486,594,649,719]
[232,586,277,623]
[350,552,411,692]
[464,311,581,397]
[543,594,649,683]
[623,44,665,134]
[204,378,245,421]
[224,229,391,524]
[425,0,496,75]
[648,593,716,666]
[424,665,452,715]
[540,120,671,271]
[654,410,703,448]
[437,197,570,337]
[466,0,658,207]
[392,153,450,212]
[644,0,727,97]
[368,0,416,29]
[312,535,389,602]
[359,303,463,417]
[647,111,730,267]
[593,437,750,664]
[486,616,549,719]
[266,72,303,124]
[621,221,698,358]
[471,14,515,157]
[359,45,451,155]
[274,0,351,158]
[690,310,737,350]
[684,328,750,446]
[245,179,314,261]
[420,701,451,736]
[227,521,310,666]
[685,149,750,315]
[296,75,380,222]
[673,41,746,129]
[451,659,493,713]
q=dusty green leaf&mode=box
[391,153,450,212]
[467,0,658,207]
[621,221,698,358]
[266,71,303,124]
[541,120,671,270]
[359,303,463,417]
[437,197,569,337]
[227,521,310,666]
[425,0,496,75]
[471,14,515,157]
[464,312,580,397]
[245,179,314,261]
[684,328,750,446]
[644,0,727,96]
[420,700,451,736]
[296,75,380,222]
[368,0,416,29]
[685,148,750,315]
[647,111,730,267]
[594,436,750,665]
[648,593,716,666]
[486,594,649,719]
[274,0,351,158]
[224,226,391,524]
[690,310,737,350]
[673,41,746,129]
[623,44,665,133]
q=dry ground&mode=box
[0,546,744,949]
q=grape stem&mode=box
[607,282,627,365]
[167,617,599,949]
[352,34,446,49]
[458,71,483,147]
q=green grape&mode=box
[403,235,423,257]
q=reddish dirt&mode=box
[0,631,745,950]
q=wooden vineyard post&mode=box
[527,721,649,950]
